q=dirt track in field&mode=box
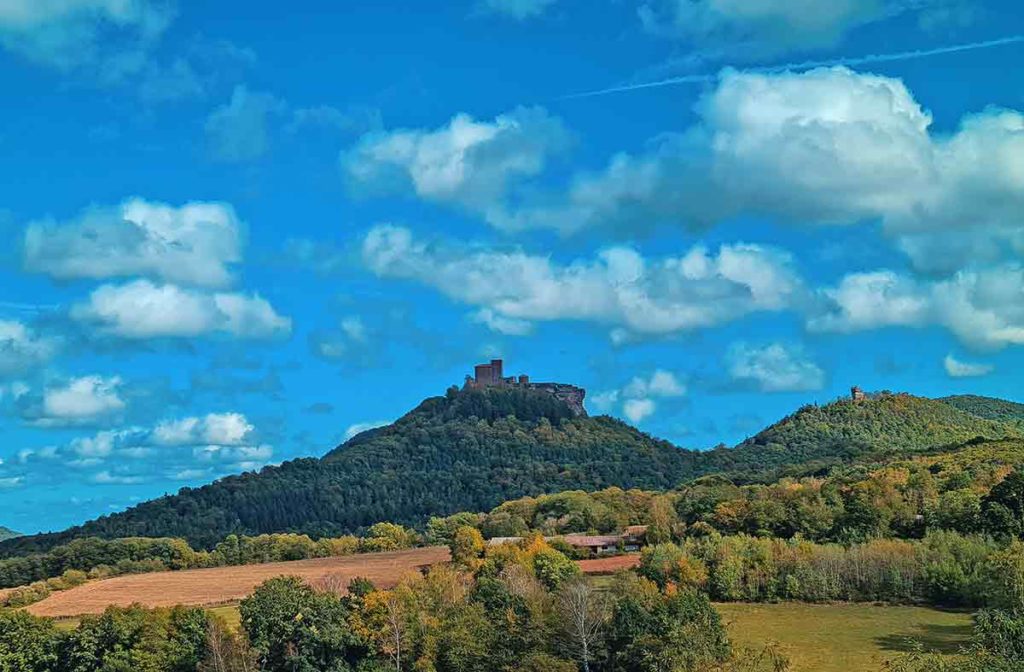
[25,548,643,617]
[27,547,451,618]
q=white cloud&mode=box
[812,265,1024,351]
[0,476,24,489]
[472,309,534,336]
[726,342,826,392]
[23,197,243,287]
[0,320,58,377]
[344,420,390,440]
[342,107,569,224]
[363,225,804,339]
[501,68,1024,274]
[637,0,897,56]
[15,411,274,486]
[807,271,930,333]
[588,389,620,413]
[623,398,656,423]
[478,0,557,20]
[623,369,686,398]
[943,354,993,378]
[152,412,253,446]
[205,85,286,162]
[71,279,291,339]
[0,0,172,71]
[592,369,685,424]
[91,470,144,485]
[38,375,126,426]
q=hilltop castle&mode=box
[463,359,587,417]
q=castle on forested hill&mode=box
[463,359,588,417]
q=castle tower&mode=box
[851,386,866,402]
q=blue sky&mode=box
[1,0,1023,534]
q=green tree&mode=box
[0,610,62,672]
[61,605,209,672]
[449,526,485,569]
[240,576,359,672]
[983,472,1024,539]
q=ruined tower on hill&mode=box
[463,359,587,417]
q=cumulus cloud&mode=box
[623,398,656,423]
[362,225,804,339]
[502,68,1024,274]
[45,375,125,419]
[205,85,286,162]
[943,354,993,378]
[0,0,172,72]
[637,0,902,56]
[812,265,1024,351]
[472,309,534,336]
[477,0,557,20]
[0,320,58,377]
[726,342,826,392]
[152,412,253,446]
[15,375,128,427]
[23,197,243,287]
[623,369,687,398]
[342,107,569,225]
[807,272,930,333]
[71,279,291,339]
[592,369,685,424]
[11,411,274,488]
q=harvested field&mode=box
[578,554,640,574]
[27,546,451,618]
[24,548,641,618]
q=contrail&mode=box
[561,35,1024,99]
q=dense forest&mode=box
[940,395,1024,424]
[1,388,1020,557]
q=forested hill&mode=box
[0,527,19,542]
[2,387,1021,557]
[940,394,1024,424]
[730,393,1022,473]
[0,387,706,555]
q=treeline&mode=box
[444,441,1024,545]
[638,532,1012,607]
[0,523,418,607]
[0,536,787,672]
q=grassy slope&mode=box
[717,602,972,672]
[0,527,20,542]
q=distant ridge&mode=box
[939,394,1024,424]
[0,527,21,542]
[732,392,1022,471]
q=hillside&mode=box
[2,388,1020,558]
[0,527,19,542]
[728,392,1022,474]
[0,387,706,555]
[940,394,1024,424]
